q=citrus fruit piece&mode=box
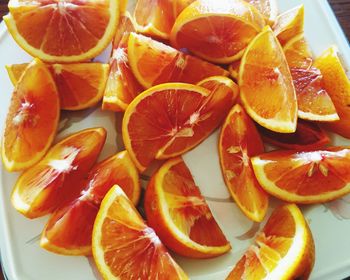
[251,147,350,203]
[283,33,313,70]
[197,75,239,101]
[2,59,59,172]
[273,5,304,46]
[128,32,229,89]
[5,63,27,85]
[291,67,339,122]
[219,104,268,222]
[4,0,119,63]
[6,62,110,110]
[170,0,266,64]
[92,185,189,280]
[11,128,106,218]
[226,204,315,280]
[133,0,175,40]
[41,150,140,255]
[228,60,241,81]
[102,15,144,112]
[245,0,278,25]
[145,157,231,258]
[174,0,195,17]
[258,120,330,150]
[239,26,297,133]
[314,46,350,138]
[123,81,237,171]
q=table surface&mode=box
[0,0,349,280]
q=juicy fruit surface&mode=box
[4,0,119,62]
[239,27,297,133]
[219,104,268,222]
[92,186,188,280]
[283,34,313,70]
[145,157,231,258]
[170,0,265,63]
[252,147,350,203]
[41,150,140,255]
[2,59,59,172]
[123,81,237,171]
[11,128,106,218]
[128,32,229,89]
[227,204,314,280]
[245,0,278,25]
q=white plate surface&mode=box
[1,0,350,279]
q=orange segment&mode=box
[133,0,175,40]
[128,32,229,89]
[173,0,195,17]
[5,63,27,85]
[273,5,304,46]
[227,204,314,280]
[219,104,268,222]
[314,46,350,138]
[170,0,265,64]
[11,128,106,219]
[283,34,313,70]
[251,147,350,203]
[41,150,140,255]
[145,157,231,258]
[228,60,241,80]
[92,185,189,279]
[6,62,110,110]
[2,59,59,172]
[239,26,297,133]
[4,0,119,62]
[245,0,278,25]
[102,14,144,112]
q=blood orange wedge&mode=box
[283,33,313,70]
[170,0,265,64]
[123,81,237,171]
[228,60,241,81]
[219,104,268,222]
[314,46,350,138]
[174,0,195,17]
[273,5,304,46]
[102,15,144,112]
[5,63,27,85]
[92,185,189,279]
[251,147,350,203]
[7,62,110,110]
[133,0,175,40]
[128,32,229,89]
[258,120,330,150]
[11,128,106,219]
[4,0,119,63]
[226,204,315,280]
[145,157,231,258]
[41,150,140,255]
[239,26,297,133]
[2,59,59,172]
[245,0,278,25]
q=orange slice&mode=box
[283,33,313,70]
[2,59,59,172]
[258,120,330,151]
[123,80,237,171]
[245,0,278,25]
[7,62,109,110]
[133,0,175,40]
[239,26,297,133]
[314,46,350,138]
[11,128,106,219]
[102,14,144,112]
[41,150,140,255]
[173,0,195,17]
[219,104,268,222]
[170,0,265,64]
[251,147,350,203]
[128,32,229,89]
[228,60,241,81]
[273,5,304,46]
[92,185,189,279]
[226,204,315,280]
[145,157,231,258]
[4,0,119,63]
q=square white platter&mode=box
[0,0,350,279]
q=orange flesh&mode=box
[161,159,229,247]
[284,36,313,70]
[10,0,111,56]
[3,60,59,169]
[219,105,268,221]
[258,148,350,196]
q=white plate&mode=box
[1,0,350,279]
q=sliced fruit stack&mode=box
[2,0,350,279]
